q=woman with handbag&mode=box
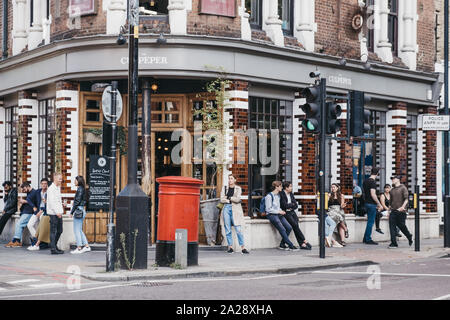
[220,174,250,254]
[70,176,90,254]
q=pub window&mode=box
[5,106,18,185]
[245,0,263,29]
[278,0,294,36]
[139,0,168,15]
[353,110,386,191]
[406,115,418,194]
[249,97,293,217]
[38,99,56,182]
[388,0,398,55]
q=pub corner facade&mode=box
[0,0,443,248]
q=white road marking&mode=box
[433,293,450,300]
[7,279,40,284]
[29,283,65,289]
[68,283,137,293]
[0,292,61,299]
[313,271,450,278]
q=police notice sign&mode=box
[421,115,450,131]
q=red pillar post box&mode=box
[155,176,203,266]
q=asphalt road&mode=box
[1,253,449,301]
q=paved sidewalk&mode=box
[2,238,449,283]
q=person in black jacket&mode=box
[70,176,90,254]
[280,182,312,250]
[0,181,18,236]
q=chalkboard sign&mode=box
[88,155,110,211]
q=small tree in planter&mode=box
[193,76,232,245]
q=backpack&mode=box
[259,193,274,217]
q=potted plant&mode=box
[193,77,231,246]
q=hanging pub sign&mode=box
[88,155,110,211]
[199,0,236,17]
[69,0,98,18]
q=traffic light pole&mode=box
[319,78,327,259]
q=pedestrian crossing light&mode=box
[301,84,323,134]
[326,101,342,134]
[349,90,371,137]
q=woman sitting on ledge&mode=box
[327,183,349,247]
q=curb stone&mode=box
[81,260,377,282]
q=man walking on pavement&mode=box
[362,168,383,245]
[0,181,18,236]
[47,173,64,254]
[388,176,413,249]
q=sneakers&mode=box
[375,228,384,234]
[241,248,250,254]
[51,250,64,255]
[80,246,91,253]
[278,244,289,250]
[364,240,378,245]
[71,248,83,254]
[388,243,398,249]
[227,248,234,254]
[332,241,343,248]
[27,245,40,251]
[9,241,22,248]
[288,246,299,251]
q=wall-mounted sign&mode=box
[200,0,236,18]
[69,0,97,18]
[120,56,169,65]
[421,114,450,131]
[88,155,110,211]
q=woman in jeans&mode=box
[70,176,90,254]
[279,182,312,250]
[220,174,250,254]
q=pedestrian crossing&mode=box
[0,277,70,293]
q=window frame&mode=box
[248,97,293,217]
[279,0,294,36]
[387,0,399,55]
[5,106,18,185]
[38,98,56,182]
[353,110,387,191]
[246,0,263,30]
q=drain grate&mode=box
[133,282,173,288]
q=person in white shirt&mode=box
[47,173,64,255]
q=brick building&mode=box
[0,0,442,246]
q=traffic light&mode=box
[349,90,371,137]
[326,101,343,134]
[301,83,324,134]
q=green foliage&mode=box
[118,229,139,270]
[169,263,183,270]
[193,70,232,194]
[83,126,128,156]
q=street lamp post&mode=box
[106,81,118,272]
[115,0,149,269]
